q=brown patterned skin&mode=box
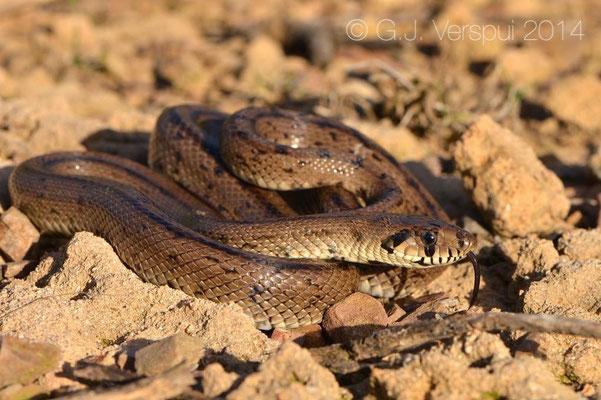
[9,105,477,329]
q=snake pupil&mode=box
[421,231,437,246]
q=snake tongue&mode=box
[467,251,480,308]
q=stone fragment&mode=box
[116,351,135,371]
[0,207,40,262]
[0,260,34,279]
[0,336,61,388]
[520,259,601,387]
[227,342,347,400]
[0,383,46,400]
[500,236,560,279]
[239,35,287,102]
[453,115,570,236]
[71,362,139,385]
[545,74,601,131]
[271,324,325,348]
[395,296,459,326]
[370,335,581,400]
[200,363,238,398]
[65,364,195,400]
[523,259,601,319]
[498,47,553,87]
[322,292,388,343]
[556,229,601,261]
[346,119,429,162]
[135,333,206,376]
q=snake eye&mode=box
[421,231,437,246]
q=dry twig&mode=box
[351,311,601,360]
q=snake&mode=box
[8,105,479,330]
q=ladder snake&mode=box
[9,105,478,329]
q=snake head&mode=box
[378,215,477,268]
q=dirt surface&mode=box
[1,1,601,399]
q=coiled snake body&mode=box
[9,106,478,329]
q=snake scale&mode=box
[9,105,478,329]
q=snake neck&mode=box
[196,214,376,264]
[193,213,473,269]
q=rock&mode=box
[515,331,601,393]
[523,259,601,320]
[64,364,196,400]
[71,362,139,385]
[116,351,135,371]
[0,260,35,280]
[499,236,561,297]
[500,236,560,279]
[395,296,460,326]
[135,333,206,376]
[345,119,429,162]
[200,363,238,398]
[227,342,348,400]
[0,383,46,400]
[0,133,29,162]
[153,43,211,99]
[322,293,388,343]
[271,324,325,348]
[239,35,287,102]
[0,336,61,388]
[545,74,601,131]
[520,259,601,387]
[453,115,570,236]
[0,97,103,158]
[370,333,582,400]
[493,356,583,400]
[498,48,553,88]
[0,232,278,369]
[556,229,601,261]
[48,14,100,61]
[0,207,40,262]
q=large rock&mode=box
[453,115,570,236]
[0,336,61,388]
[521,259,601,388]
[0,232,278,368]
[371,332,582,400]
[227,342,348,400]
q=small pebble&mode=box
[0,207,40,262]
[134,333,206,376]
[271,324,325,348]
[322,292,388,343]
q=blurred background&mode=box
[0,0,600,225]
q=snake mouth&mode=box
[398,250,480,307]
[399,249,471,268]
